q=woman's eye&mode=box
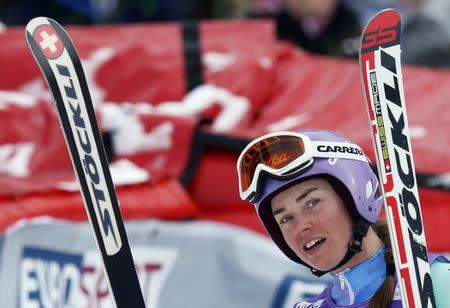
[307,199,320,208]
[279,215,292,224]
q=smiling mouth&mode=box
[304,238,326,251]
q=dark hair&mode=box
[368,219,395,308]
[317,177,395,306]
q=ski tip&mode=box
[363,8,401,32]
[364,9,400,28]
[359,8,402,55]
[25,17,66,61]
[376,8,400,18]
[25,17,57,35]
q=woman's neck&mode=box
[330,244,387,305]
[331,226,383,274]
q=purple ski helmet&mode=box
[251,129,383,274]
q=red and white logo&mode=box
[33,25,64,59]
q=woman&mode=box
[237,129,449,307]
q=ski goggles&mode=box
[237,131,369,202]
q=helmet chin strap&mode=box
[309,217,371,277]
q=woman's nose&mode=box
[294,216,313,234]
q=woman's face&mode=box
[271,178,353,271]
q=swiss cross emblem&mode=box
[33,25,64,59]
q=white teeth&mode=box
[305,238,323,249]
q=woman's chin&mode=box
[306,258,343,272]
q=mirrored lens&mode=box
[239,135,306,193]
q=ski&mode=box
[359,9,435,308]
[25,17,146,308]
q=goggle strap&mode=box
[311,141,369,162]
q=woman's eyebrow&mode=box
[272,187,318,216]
[273,207,285,216]
[296,187,318,204]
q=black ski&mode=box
[25,17,146,308]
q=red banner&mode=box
[0,20,449,252]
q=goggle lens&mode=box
[239,135,306,195]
